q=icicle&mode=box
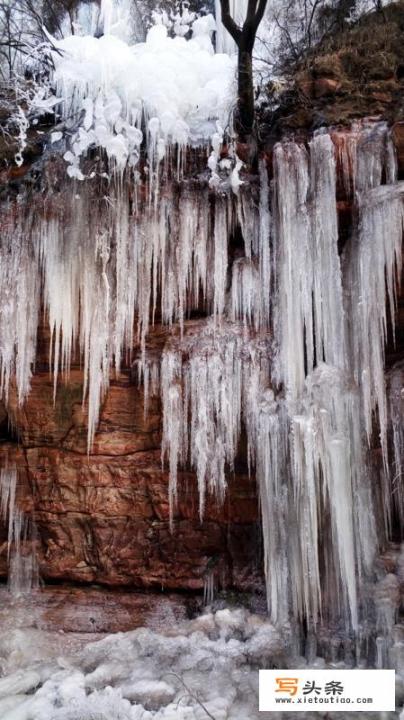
[113,187,136,375]
[39,215,78,400]
[306,367,362,629]
[213,196,230,322]
[82,230,111,452]
[309,133,346,372]
[161,349,183,526]
[0,205,39,405]
[0,467,39,596]
[230,171,271,331]
[387,364,404,531]
[273,135,346,395]
[332,125,359,197]
[237,186,259,260]
[161,321,270,521]
[267,130,379,631]
[258,159,271,328]
[7,511,39,596]
[100,0,114,34]
[0,466,17,558]
[254,391,289,625]
[345,182,404,462]
[135,353,160,418]
[333,121,396,199]
[203,570,216,606]
[230,258,260,328]
[355,122,394,193]
[272,141,311,400]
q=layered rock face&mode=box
[0,341,262,592]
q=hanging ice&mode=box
[0,116,402,638]
[262,134,376,630]
[272,133,346,402]
[0,467,39,595]
[0,207,39,406]
[387,364,404,531]
[345,181,404,463]
[230,165,271,330]
[45,17,235,180]
[161,320,271,523]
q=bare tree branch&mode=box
[219,0,242,43]
[219,0,268,139]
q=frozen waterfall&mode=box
[0,119,402,638]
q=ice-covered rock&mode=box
[46,19,235,178]
[120,679,175,708]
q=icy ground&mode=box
[0,589,400,720]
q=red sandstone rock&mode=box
[295,71,314,99]
[0,324,262,594]
[24,443,260,590]
[0,316,263,594]
[314,77,342,98]
[7,369,161,454]
[0,585,192,634]
[371,91,393,103]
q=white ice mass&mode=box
[48,16,235,179]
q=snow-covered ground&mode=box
[0,590,286,720]
[0,588,401,720]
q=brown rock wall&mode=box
[0,348,263,594]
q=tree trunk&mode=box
[236,47,254,139]
[219,0,268,145]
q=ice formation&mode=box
[0,71,403,642]
[342,124,403,468]
[347,182,404,460]
[46,16,235,181]
[161,321,271,522]
[387,364,404,530]
[0,216,39,405]
[0,586,404,720]
[0,601,292,720]
[158,125,401,632]
[272,134,346,399]
[0,468,38,596]
[1,184,238,450]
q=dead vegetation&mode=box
[262,0,404,136]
